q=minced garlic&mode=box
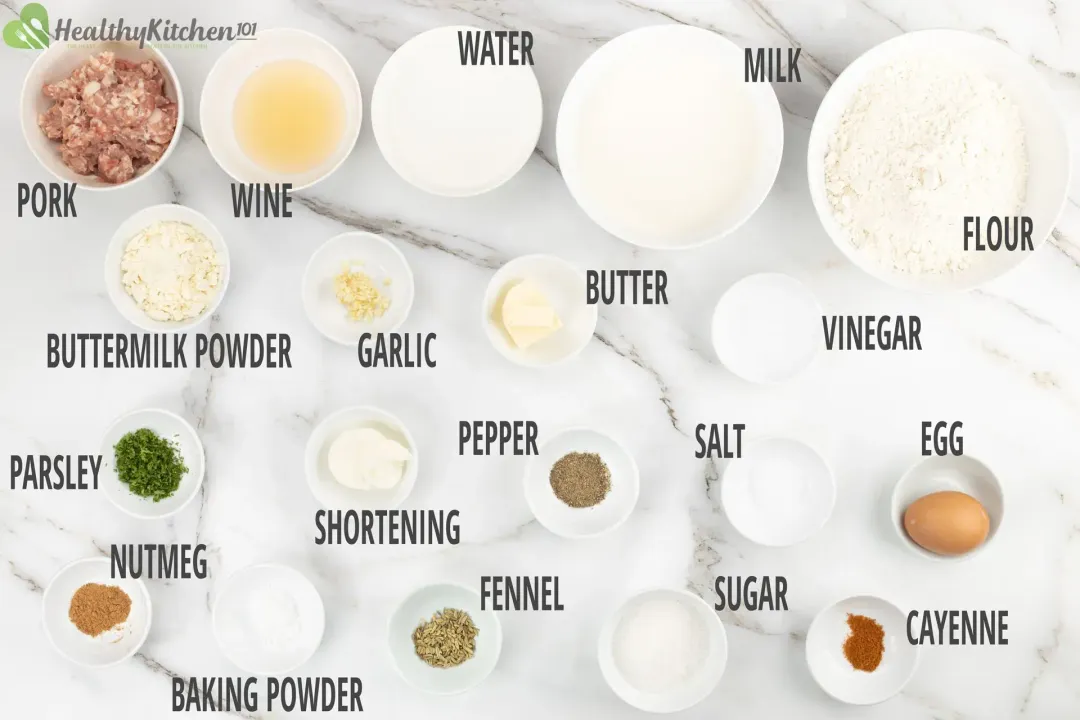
[334,262,391,321]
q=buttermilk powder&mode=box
[824,57,1028,275]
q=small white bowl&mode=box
[42,557,152,667]
[212,563,325,675]
[711,273,822,384]
[890,455,1004,561]
[599,588,728,713]
[20,41,183,190]
[372,25,542,196]
[99,408,205,520]
[201,28,362,190]
[721,438,835,547]
[806,595,919,705]
[304,406,419,510]
[807,29,1070,292]
[388,583,502,695]
[104,203,230,332]
[557,25,783,249]
[482,254,598,367]
[302,231,415,345]
[524,427,639,539]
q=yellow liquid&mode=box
[233,59,345,174]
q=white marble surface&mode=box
[1,0,1079,717]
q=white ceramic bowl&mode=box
[42,558,152,667]
[20,41,183,190]
[482,254,598,367]
[806,595,919,705]
[388,582,502,695]
[711,273,822,384]
[807,29,1070,292]
[104,203,230,332]
[201,28,362,190]
[302,231,415,345]
[721,438,835,546]
[599,588,728,713]
[212,564,325,675]
[99,408,205,520]
[304,406,419,510]
[372,25,542,196]
[557,25,783,249]
[524,427,639,539]
[891,454,1004,561]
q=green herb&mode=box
[113,428,187,501]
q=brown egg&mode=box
[903,491,990,556]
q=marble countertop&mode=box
[2,0,1079,717]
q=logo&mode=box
[4,5,256,50]
[3,3,50,49]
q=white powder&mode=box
[613,597,708,693]
[824,57,1028,275]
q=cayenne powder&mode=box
[843,613,885,672]
[69,583,132,637]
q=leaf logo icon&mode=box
[4,3,50,49]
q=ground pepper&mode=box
[549,452,611,508]
[843,613,885,672]
[69,583,131,636]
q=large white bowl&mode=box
[806,595,919,705]
[372,25,542,196]
[99,408,205,520]
[482,254,598,367]
[807,29,1070,292]
[304,406,419,510]
[42,558,152,667]
[302,231,415,345]
[524,427,639,539]
[212,564,325,675]
[104,203,230,332]
[599,588,728,713]
[557,25,783,249]
[890,454,1004,561]
[201,28,362,190]
[388,583,502,695]
[20,41,183,190]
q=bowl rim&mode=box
[555,24,784,250]
[98,407,206,520]
[301,230,416,345]
[710,272,824,384]
[889,453,1004,562]
[523,425,641,539]
[198,26,363,192]
[210,562,326,675]
[20,40,185,191]
[804,593,920,705]
[720,436,837,547]
[371,24,543,197]
[386,581,503,695]
[303,404,420,510]
[41,557,153,668]
[597,586,728,712]
[480,253,598,368]
[104,203,231,332]
[805,28,1072,293]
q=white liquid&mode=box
[574,39,759,244]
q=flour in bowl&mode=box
[824,57,1028,275]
